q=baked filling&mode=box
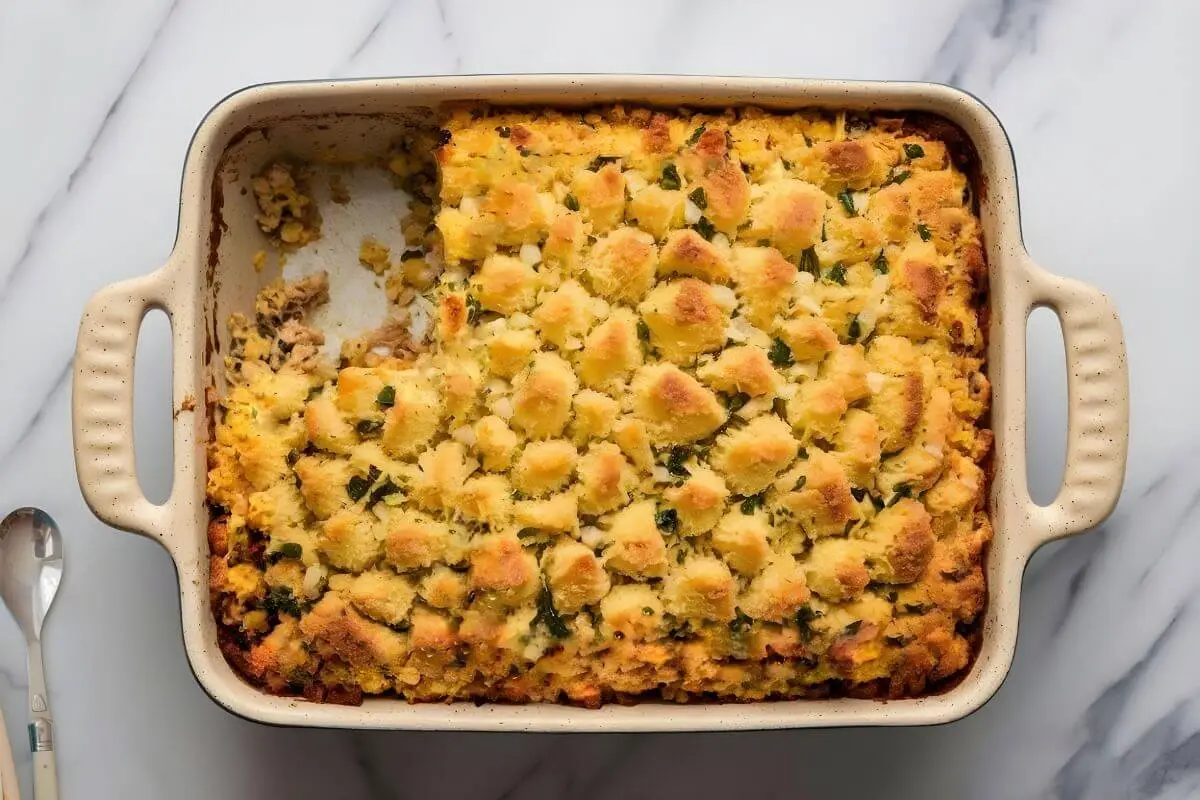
[207,106,992,706]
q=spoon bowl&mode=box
[0,508,63,644]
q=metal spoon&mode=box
[0,509,63,800]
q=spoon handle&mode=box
[26,643,55,800]
[0,702,18,800]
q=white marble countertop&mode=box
[0,0,1196,797]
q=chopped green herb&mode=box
[772,397,788,419]
[798,246,820,277]
[660,163,682,190]
[888,483,913,507]
[587,155,619,171]
[400,249,426,261]
[802,132,814,147]
[534,578,571,638]
[564,194,580,212]
[346,476,371,502]
[264,586,304,618]
[497,126,511,138]
[655,507,679,533]
[793,475,807,492]
[517,146,532,157]
[669,619,693,639]
[725,392,751,413]
[511,490,526,501]
[693,216,717,241]
[768,337,794,368]
[781,158,794,171]
[637,319,651,341]
[820,219,827,242]
[686,124,707,146]
[873,252,889,274]
[307,385,324,400]
[642,606,655,616]
[739,494,765,514]
[278,542,303,560]
[837,189,857,216]
[843,620,863,635]
[286,449,301,467]
[377,385,396,407]
[688,187,707,209]
[847,313,861,342]
[666,446,692,478]
[850,486,868,502]
[903,143,925,160]
[369,480,400,506]
[825,263,847,285]
[795,605,819,642]
[729,609,753,633]
[886,169,911,186]
[676,549,686,565]
[356,419,384,437]
[917,223,932,241]
[466,295,483,325]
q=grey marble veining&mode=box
[0,0,1196,797]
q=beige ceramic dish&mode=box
[72,76,1128,731]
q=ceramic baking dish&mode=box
[72,76,1128,731]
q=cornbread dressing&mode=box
[208,106,991,707]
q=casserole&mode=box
[72,76,1128,730]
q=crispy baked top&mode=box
[208,106,992,706]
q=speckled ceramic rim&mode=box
[71,76,1129,731]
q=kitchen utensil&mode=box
[0,508,61,798]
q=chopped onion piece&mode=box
[451,426,477,446]
[711,285,738,311]
[625,171,649,193]
[866,371,886,393]
[458,196,481,217]
[493,397,514,420]
[798,296,821,315]
[684,198,702,224]
[579,526,604,548]
[302,565,327,597]
[519,243,543,266]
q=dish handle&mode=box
[73,268,176,545]
[1022,259,1129,550]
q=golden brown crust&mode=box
[211,106,992,707]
